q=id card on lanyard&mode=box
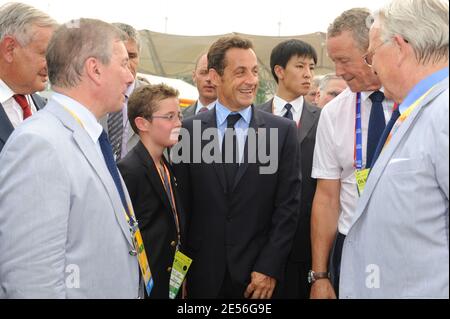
[62,105,154,296]
[157,161,192,298]
[126,210,154,296]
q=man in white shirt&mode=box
[258,39,321,298]
[0,18,147,298]
[309,8,394,299]
[182,53,217,118]
[0,2,57,152]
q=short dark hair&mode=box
[128,83,179,134]
[270,39,318,83]
[207,36,253,76]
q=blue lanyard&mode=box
[354,92,363,170]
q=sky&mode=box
[3,0,391,36]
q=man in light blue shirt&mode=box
[174,36,301,299]
[340,0,449,298]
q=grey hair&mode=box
[319,73,344,91]
[375,0,448,64]
[47,18,127,88]
[0,2,57,46]
[112,22,141,51]
[312,75,323,88]
[327,8,372,52]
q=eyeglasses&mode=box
[362,41,389,67]
[150,113,184,122]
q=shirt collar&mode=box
[126,80,135,98]
[0,79,16,104]
[196,99,217,113]
[360,87,386,103]
[52,92,103,144]
[273,95,304,114]
[215,101,252,127]
[399,67,449,114]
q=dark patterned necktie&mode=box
[283,103,293,120]
[107,111,124,161]
[222,113,242,192]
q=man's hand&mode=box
[310,279,336,299]
[244,271,276,299]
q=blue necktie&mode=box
[370,107,401,167]
[366,91,386,168]
[283,103,293,120]
[98,130,130,217]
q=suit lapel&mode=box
[233,106,265,191]
[31,93,46,110]
[259,99,273,113]
[298,102,319,144]
[0,102,14,146]
[135,142,174,216]
[353,78,449,224]
[202,107,227,192]
[46,101,134,247]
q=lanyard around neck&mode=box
[156,161,181,246]
[354,92,363,170]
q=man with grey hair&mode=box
[102,22,146,161]
[0,2,57,152]
[304,75,322,106]
[340,0,448,298]
[309,8,395,299]
[0,18,151,298]
[315,73,347,108]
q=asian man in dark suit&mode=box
[118,83,186,299]
[173,36,301,299]
[0,2,56,152]
[257,39,321,298]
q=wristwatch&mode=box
[308,270,330,284]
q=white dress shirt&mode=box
[273,95,304,125]
[0,79,38,128]
[52,92,104,158]
[311,87,394,235]
[195,99,217,114]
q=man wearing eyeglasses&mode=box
[309,8,395,299]
[340,0,448,299]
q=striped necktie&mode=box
[107,110,124,161]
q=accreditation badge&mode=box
[169,250,192,299]
[132,225,154,296]
[355,168,370,196]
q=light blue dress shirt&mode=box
[215,101,252,163]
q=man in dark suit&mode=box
[0,3,56,152]
[182,53,217,118]
[257,39,321,298]
[173,36,301,299]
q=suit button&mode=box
[167,267,172,272]
[170,241,176,247]
[129,250,137,256]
